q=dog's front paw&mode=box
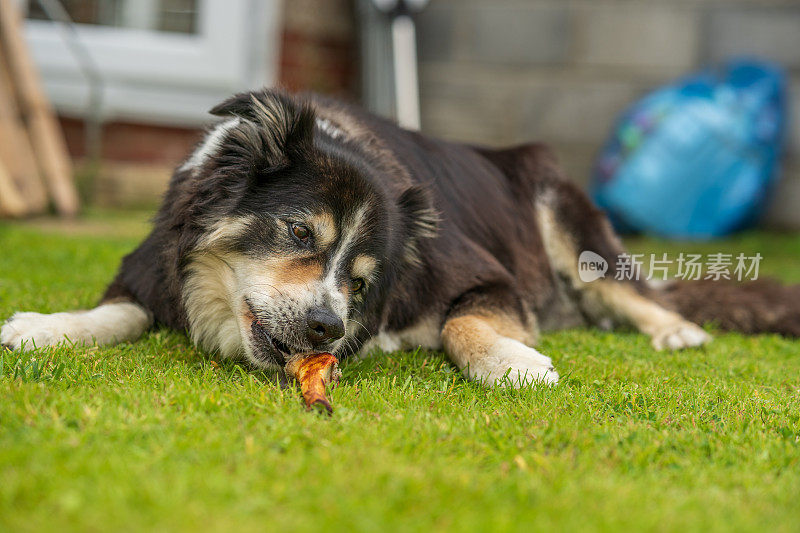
[1,312,70,351]
[651,320,712,351]
[473,337,559,388]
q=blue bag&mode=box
[591,59,787,239]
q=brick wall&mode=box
[59,118,200,164]
[415,0,800,228]
[279,0,358,97]
[57,118,201,207]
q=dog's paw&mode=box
[1,312,74,351]
[651,320,712,351]
[473,337,559,388]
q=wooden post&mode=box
[0,51,47,214]
[0,0,79,216]
[0,159,28,217]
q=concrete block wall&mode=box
[415,0,800,229]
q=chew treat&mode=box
[285,352,340,414]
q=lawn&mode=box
[1,211,799,532]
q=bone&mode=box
[284,352,340,414]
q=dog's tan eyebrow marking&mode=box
[196,215,257,250]
[352,254,377,280]
[308,212,337,248]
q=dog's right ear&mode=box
[398,185,439,266]
[209,89,315,170]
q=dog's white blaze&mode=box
[0,302,151,350]
[179,118,241,173]
[323,205,369,318]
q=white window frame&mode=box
[24,0,282,126]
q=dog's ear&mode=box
[398,185,438,265]
[209,92,259,119]
[209,89,314,170]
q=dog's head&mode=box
[172,90,436,368]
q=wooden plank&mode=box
[0,0,79,216]
[0,158,28,217]
[0,49,47,214]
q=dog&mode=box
[3,89,799,387]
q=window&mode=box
[27,0,200,34]
[24,0,281,125]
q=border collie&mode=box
[3,90,799,386]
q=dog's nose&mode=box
[306,308,345,347]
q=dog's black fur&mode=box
[3,89,798,385]
[107,92,608,335]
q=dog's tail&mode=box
[654,279,800,337]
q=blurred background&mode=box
[13,0,800,230]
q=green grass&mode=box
[1,212,799,532]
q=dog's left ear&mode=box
[209,89,314,170]
[398,185,438,265]
[209,92,260,119]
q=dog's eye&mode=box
[350,278,365,294]
[290,223,311,243]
